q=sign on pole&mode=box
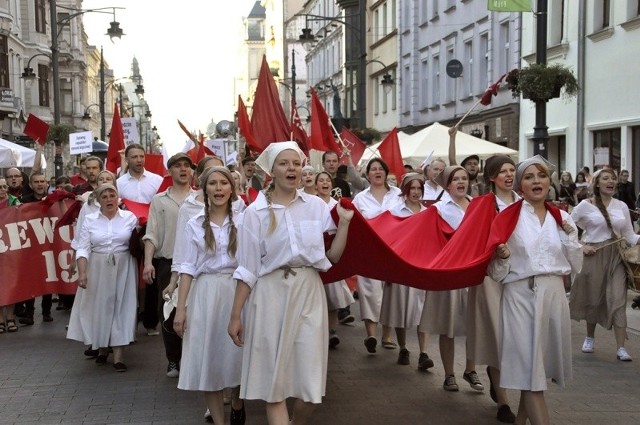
[69,131,93,155]
[121,117,139,145]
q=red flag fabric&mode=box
[376,128,405,181]
[143,153,167,177]
[106,103,125,173]
[340,127,367,165]
[156,175,173,193]
[290,100,310,156]
[177,119,198,144]
[310,88,341,152]
[480,73,508,106]
[187,145,215,164]
[121,199,151,226]
[237,95,261,153]
[24,114,50,145]
[250,55,291,151]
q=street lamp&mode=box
[82,103,100,120]
[366,59,395,94]
[47,2,126,177]
[297,7,366,129]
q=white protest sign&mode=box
[69,131,93,155]
[122,118,139,145]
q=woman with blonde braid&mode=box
[570,168,639,361]
[173,166,245,425]
[228,142,353,425]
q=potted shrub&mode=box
[47,124,75,144]
[506,63,579,102]
[354,127,381,144]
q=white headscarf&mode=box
[255,141,305,176]
[515,155,556,190]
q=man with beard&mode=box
[142,152,195,376]
[17,172,53,325]
[461,154,486,197]
[72,156,103,195]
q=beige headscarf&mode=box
[515,155,555,191]
[435,165,466,190]
[255,141,305,176]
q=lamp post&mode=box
[298,6,366,129]
[49,1,124,177]
[532,0,549,158]
[366,59,395,94]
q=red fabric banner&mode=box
[237,96,261,153]
[144,153,167,177]
[340,127,367,165]
[310,88,341,153]
[24,114,50,145]
[0,199,78,305]
[290,100,311,156]
[250,55,291,151]
[106,103,125,173]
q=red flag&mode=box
[340,127,366,165]
[177,119,198,144]
[237,95,261,153]
[480,73,507,106]
[24,114,50,145]
[144,153,167,176]
[106,103,125,173]
[310,88,341,152]
[250,55,291,151]
[376,128,405,182]
[290,100,310,156]
[121,199,150,226]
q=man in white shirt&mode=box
[116,144,163,203]
[422,159,446,201]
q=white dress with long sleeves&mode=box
[352,186,403,322]
[233,191,336,403]
[66,209,138,349]
[176,211,242,392]
[380,202,426,328]
[419,192,468,336]
[488,202,582,391]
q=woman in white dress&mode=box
[228,142,353,425]
[489,156,582,425]
[569,168,639,361]
[381,173,432,369]
[67,183,138,372]
[420,166,484,393]
[352,158,403,353]
[173,166,245,425]
[316,171,355,350]
[467,156,518,423]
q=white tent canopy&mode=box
[361,123,517,168]
[0,138,46,168]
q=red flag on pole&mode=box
[480,73,507,106]
[290,100,310,156]
[250,55,291,151]
[237,95,261,153]
[376,128,405,181]
[340,127,367,166]
[310,88,341,152]
[106,103,125,173]
[24,114,50,145]
[177,119,198,144]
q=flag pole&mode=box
[453,97,483,129]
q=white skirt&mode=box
[178,273,242,392]
[466,276,502,368]
[240,267,328,403]
[67,252,137,349]
[357,276,384,322]
[420,288,467,337]
[380,283,425,329]
[500,275,572,391]
[324,280,355,311]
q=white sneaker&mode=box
[166,361,179,378]
[617,347,632,362]
[581,336,594,353]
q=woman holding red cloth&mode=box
[488,156,582,425]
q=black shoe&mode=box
[418,352,434,371]
[96,354,108,365]
[18,316,34,326]
[487,366,498,403]
[497,404,516,423]
[43,314,53,322]
[329,330,340,350]
[230,404,246,425]
[463,370,484,391]
[364,336,377,354]
[397,348,410,365]
[113,362,127,372]
[338,314,355,325]
[84,349,99,358]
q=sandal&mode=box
[6,320,17,333]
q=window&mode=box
[391,69,397,111]
[35,0,46,34]
[402,65,410,113]
[602,0,611,28]
[61,79,72,115]
[479,33,489,91]
[374,75,380,115]
[374,9,380,41]
[383,2,388,36]
[499,21,510,75]
[432,0,439,19]
[419,1,428,24]
[446,46,455,102]
[594,0,611,30]
[432,55,440,106]
[420,59,429,108]
[464,40,473,97]
[38,64,49,107]
[548,0,565,45]
[593,128,621,170]
[391,0,397,31]
[0,35,8,89]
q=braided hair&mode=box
[199,166,238,256]
[591,169,616,234]
[264,182,277,235]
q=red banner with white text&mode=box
[0,200,77,305]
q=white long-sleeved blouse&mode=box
[352,186,403,219]
[75,208,137,260]
[571,198,640,245]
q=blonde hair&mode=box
[199,166,238,256]
[264,182,277,235]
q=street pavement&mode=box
[1,292,640,425]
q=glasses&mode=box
[6,175,20,178]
